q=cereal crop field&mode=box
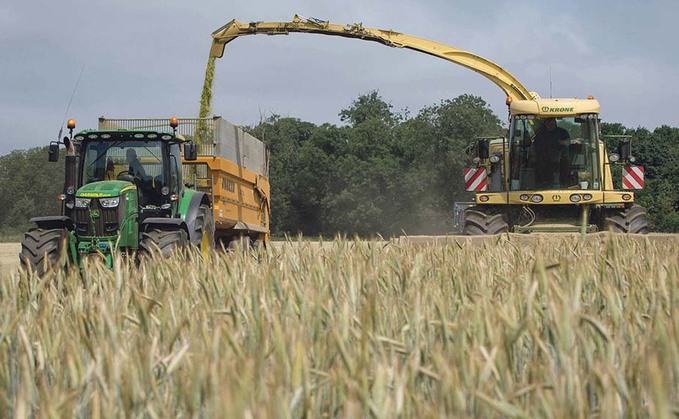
[1,234,678,417]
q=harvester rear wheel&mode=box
[139,229,188,258]
[463,208,508,235]
[605,204,649,234]
[193,204,215,257]
[19,228,69,276]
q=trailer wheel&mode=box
[226,236,251,252]
[605,204,649,234]
[139,229,188,258]
[462,208,508,235]
[252,238,266,251]
[193,204,215,258]
[19,228,69,276]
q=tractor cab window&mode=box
[169,143,182,194]
[508,115,601,190]
[81,140,166,204]
[82,141,164,184]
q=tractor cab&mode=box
[77,132,185,217]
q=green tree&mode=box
[339,90,399,128]
[602,122,679,232]
[0,147,64,236]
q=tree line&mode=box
[1,92,677,237]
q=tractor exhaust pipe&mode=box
[63,120,77,219]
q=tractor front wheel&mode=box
[19,228,69,276]
[139,229,188,258]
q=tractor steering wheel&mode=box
[117,171,139,183]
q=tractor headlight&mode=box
[75,197,91,208]
[609,153,620,162]
[569,194,582,203]
[99,196,120,208]
[489,154,501,164]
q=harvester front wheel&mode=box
[19,228,69,276]
[463,208,508,235]
[193,204,215,257]
[605,204,649,234]
[139,229,188,258]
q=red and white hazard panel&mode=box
[464,167,488,191]
[622,166,644,189]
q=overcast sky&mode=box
[1,0,676,155]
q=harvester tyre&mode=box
[463,209,508,235]
[605,204,649,234]
[139,229,188,258]
[193,204,215,256]
[19,228,69,276]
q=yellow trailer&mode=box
[98,116,270,247]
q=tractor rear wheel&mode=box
[193,204,215,257]
[19,228,69,276]
[605,204,649,234]
[139,229,188,258]
[463,208,508,235]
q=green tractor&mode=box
[20,118,214,275]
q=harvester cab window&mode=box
[509,116,601,191]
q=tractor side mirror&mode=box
[477,139,489,160]
[617,139,630,161]
[48,143,60,162]
[184,142,197,161]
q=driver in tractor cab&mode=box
[533,117,570,188]
[125,148,150,204]
[126,148,147,179]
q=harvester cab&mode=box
[20,119,215,275]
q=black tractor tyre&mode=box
[139,229,189,258]
[19,228,69,276]
[463,209,509,235]
[193,204,215,254]
[605,204,649,234]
